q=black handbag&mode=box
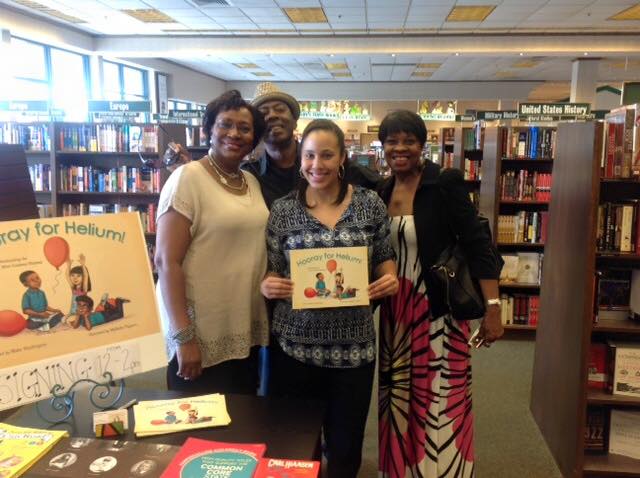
[430,216,499,321]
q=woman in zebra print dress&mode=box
[376,110,504,478]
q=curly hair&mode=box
[202,90,266,149]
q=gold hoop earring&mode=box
[338,164,345,179]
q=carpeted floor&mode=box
[127,338,562,478]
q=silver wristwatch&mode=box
[486,298,501,307]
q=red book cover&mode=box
[160,438,266,478]
[254,458,320,477]
[588,343,608,390]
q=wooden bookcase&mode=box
[530,121,640,477]
[479,125,556,332]
[2,121,184,274]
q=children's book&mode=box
[24,436,179,477]
[160,438,266,478]
[254,458,320,477]
[0,423,67,478]
[289,246,369,310]
[133,393,231,437]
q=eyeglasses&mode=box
[214,120,253,135]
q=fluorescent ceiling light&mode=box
[284,8,328,23]
[609,4,640,20]
[446,5,496,22]
[325,63,348,70]
[122,9,176,23]
[234,63,260,68]
[12,0,86,23]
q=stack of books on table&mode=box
[133,393,231,437]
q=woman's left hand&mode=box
[368,273,399,300]
[478,305,504,346]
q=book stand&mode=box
[35,372,125,424]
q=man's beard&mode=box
[265,128,293,147]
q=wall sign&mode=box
[299,100,371,121]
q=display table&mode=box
[4,388,324,460]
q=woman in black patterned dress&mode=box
[377,110,503,478]
[261,119,398,478]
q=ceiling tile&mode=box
[141,0,191,7]
[240,7,283,16]
[367,7,409,19]
[255,23,296,29]
[276,0,321,5]
[160,8,205,19]
[320,0,365,6]
[229,0,278,6]
[198,7,248,17]
[323,7,365,16]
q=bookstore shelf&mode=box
[497,242,545,248]
[58,191,160,198]
[502,158,554,164]
[596,253,640,262]
[56,151,159,157]
[592,319,640,334]
[531,121,640,478]
[499,282,540,290]
[583,453,640,477]
[503,324,537,331]
[500,200,550,205]
[587,390,640,407]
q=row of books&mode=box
[500,127,556,160]
[28,164,52,191]
[594,268,639,322]
[602,104,640,179]
[60,203,157,233]
[500,170,552,202]
[185,125,206,147]
[500,252,544,285]
[37,204,54,218]
[58,165,161,193]
[463,124,483,151]
[588,340,640,398]
[442,151,456,169]
[57,124,158,153]
[0,123,51,151]
[463,157,481,181]
[596,201,640,253]
[585,407,640,460]
[497,211,549,244]
[499,293,539,326]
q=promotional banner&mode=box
[0,212,166,411]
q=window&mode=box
[4,37,89,121]
[102,61,148,101]
[51,48,88,121]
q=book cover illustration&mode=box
[23,437,179,477]
[609,341,640,397]
[254,458,320,477]
[160,438,266,478]
[0,213,167,411]
[289,247,369,310]
[609,409,640,460]
[0,423,67,478]
[133,393,231,437]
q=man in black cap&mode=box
[245,82,380,208]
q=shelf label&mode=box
[518,102,591,118]
[477,110,519,121]
[88,100,151,113]
[0,100,50,112]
